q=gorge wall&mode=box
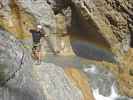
[0,0,133,99]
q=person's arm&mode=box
[40,29,48,37]
[29,29,34,34]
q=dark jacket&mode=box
[29,29,45,43]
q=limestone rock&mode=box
[0,0,35,39]
[70,0,132,62]
[32,63,84,100]
[118,48,133,97]
[65,67,94,100]
[0,29,24,83]
[18,0,56,35]
[0,29,94,100]
[0,0,133,61]
[0,0,133,98]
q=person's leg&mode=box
[35,51,42,64]
[32,43,38,59]
[32,43,43,64]
[36,44,42,64]
[35,50,39,60]
[32,47,37,60]
[32,50,40,64]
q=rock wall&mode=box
[0,29,25,84]
[70,0,132,62]
[0,0,133,98]
[0,0,133,61]
[1,0,132,61]
[0,0,35,39]
[42,0,132,62]
[118,48,133,97]
[0,29,94,100]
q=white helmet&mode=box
[37,24,43,29]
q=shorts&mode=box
[32,43,41,52]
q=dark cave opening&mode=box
[67,5,115,62]
[68,4,111,49]
[129,24,133,48]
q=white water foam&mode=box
[93,83,119,100]
[83,65,132,100]
[83,64,97,73]
[83,65,120,100]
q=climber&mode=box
[29,24,47,64]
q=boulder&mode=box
[0,29,94,100]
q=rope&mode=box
[0,41,25,86]
[0,34,57,86]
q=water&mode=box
[83,64,131,100]
[93,84,118,100]
[71,40,116,63]
[44,54,132,100]
[43,39,132,100]
[1,32,132,100]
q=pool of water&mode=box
[43,38,131,99]
[71,40,115,63]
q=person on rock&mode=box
[29,24,48,64]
